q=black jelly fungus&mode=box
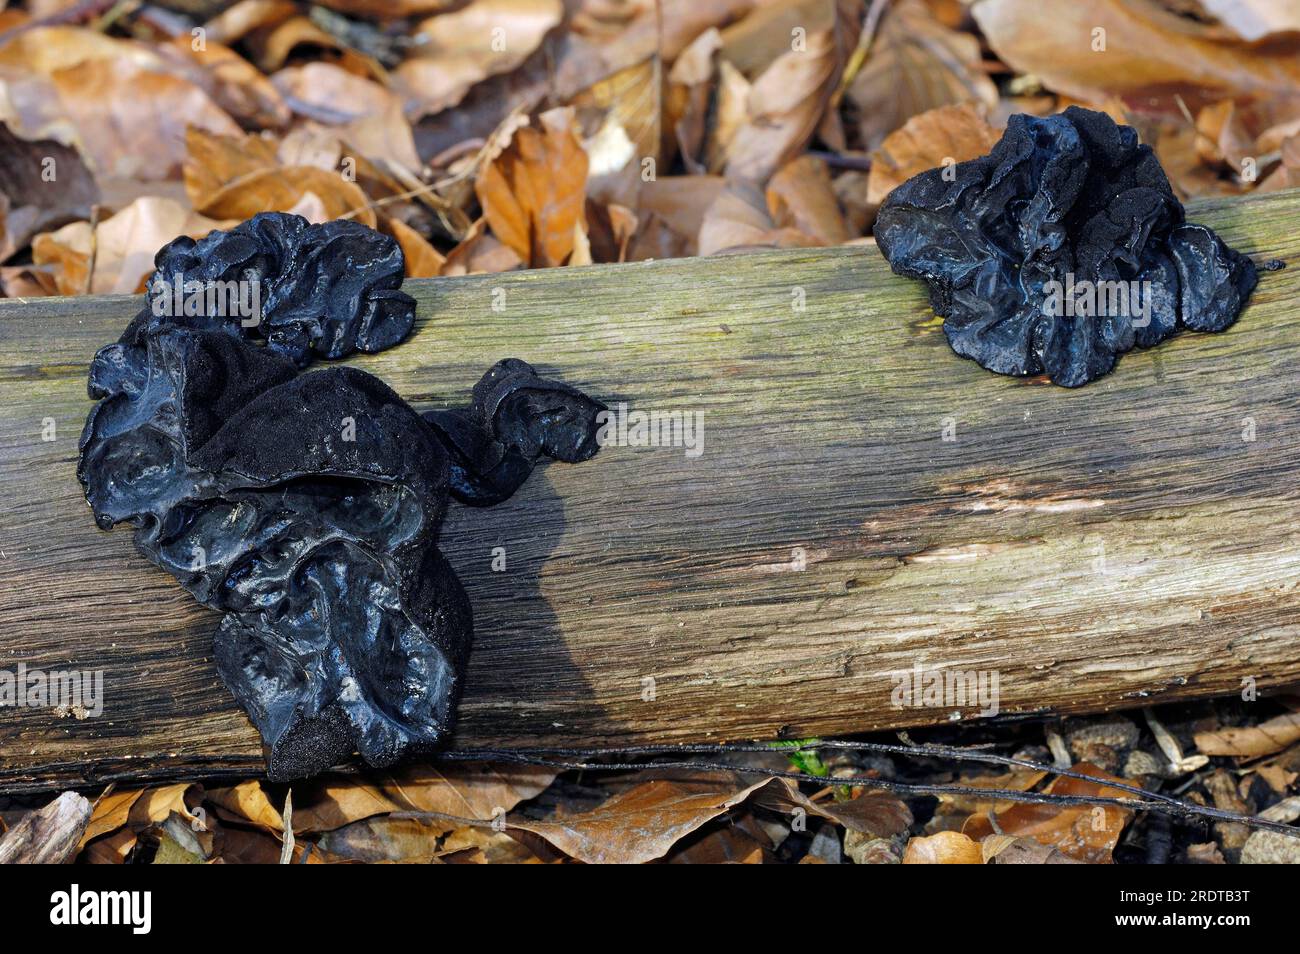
[875,106,1258,387]
[78,212,605,780]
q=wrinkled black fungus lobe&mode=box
[875,107,1257,386]
[78,212,604,780]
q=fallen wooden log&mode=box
[1,189,1298,792]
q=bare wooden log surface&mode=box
[1,189,1298,793]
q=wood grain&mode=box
[1,190,1298,792]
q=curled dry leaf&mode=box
[1198,0,1300,41]
[509,775,771,865]
[318,816,447,863]
[396,0,564,119]
[199,165,377,226]
[849,0,998,153]
[699,180,824,255]
[386,216,445,277]
[475,107,588,267]
[183,126,280,209]
[866,103,1001,206]
[313,0,460,20]
[902,830,983,864]
[206,780,285,832]
[982,834,1083,864]
[572,56,662,210]
[725,27,843,183]
[667,27,722,173]
[972,0,1300,105]
[749,777,912,837]
[0,27,241,180]
[289,762,558,834]
[0,122,99,263]
[766,155,852,244]
[272,62,420,173]
[1194,711,1300,758]
[160,36,290,131]
[32,196,226,295]
[441,217,524,275]
[961,763,1135,863]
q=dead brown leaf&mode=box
[33,196,225,294]
[866,103,1002,205]
[1194,711,1300,758]
[973,0,1300,105]
[961,763,1135,863]
[290,762,557,834]
[476,107,588,266]
[509,775,771,864]
[206,780,284,832]
[766,155,852,244]
[848,0,998,153]
[386,216,445,277]
[699,179,824,255]
[197,165,377,226]
[161,35,290,131]
[273,63,420,173]
[0,122,99,263]
[396,0,563,118]
[725,24,845,183]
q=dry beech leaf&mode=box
[33,196,225,295]
[127,784,207,830]
[79,790,144,849]
[183,126,280,210]
[386,216,445,277]
[0,123,99,263]
[202,0,297,46]
[973,0,1300,105]
[396,0,564,118]
[961,763,1135,864]
[751,778,912,837]
[290,762,557,834]
[441,218,524,275]
[705,59,751,174]
[313,0,460,22]
[160,36,290,130]
[725,27,843,183]
[766,155,851,244]
[719,0,837,77]
[866,103,1002,205]
[572,56,662,209]
[849,0,998,153]
[245,15,344,73]
[475,106,588,267]
[440,827,542,864]
[0,27,241,180]
[272,63,420,172]
[1198,0,1300,41]
[933,769,1049,817]
[982,834,1082,864]
[50,58,241,180]
[206,780,284,832]
[317,816,446,863]
[509,776,771,865]
[699,180,824,255]
[1194,712,1300,758]
[666,819,770,864]
[902,830,984,864]
[197,166,377,227]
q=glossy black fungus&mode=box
[78,212,604,780]
[875,106,1257,387]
